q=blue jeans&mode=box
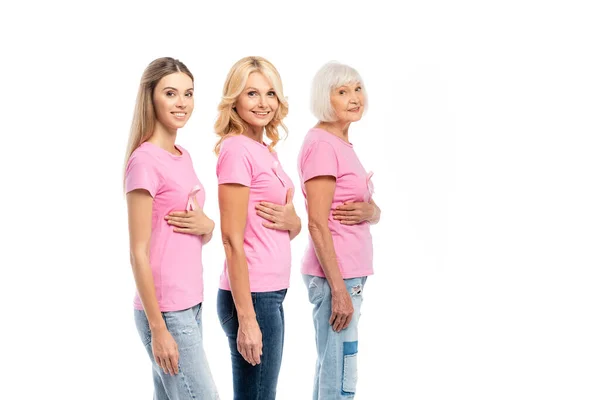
[134,303,219,400]
[303,275,367,400]
[217,288,287,400]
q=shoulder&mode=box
[128,143,159,167]
[220,135,252,156]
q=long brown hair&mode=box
[123,57,193,183]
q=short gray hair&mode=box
[310,61,368,122]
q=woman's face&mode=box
[330,81,364,124]
[234,72,279,130]
[153,72,194,131]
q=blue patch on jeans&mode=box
[343,341,358,355]
[342,341,358,396]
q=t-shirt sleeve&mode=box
[125,153,161,197]
[300,140,338,183]
[216,140,253,186]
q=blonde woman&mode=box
[124,57,219,399]
[215,56,301,400]
[297,61,381,399]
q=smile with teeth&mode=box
[252,110,271,118]
[172,112,186,118]
[348,106,360,112]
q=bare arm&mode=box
[305,176,354,332]
[127,190,179,375]
[219,184,262,365]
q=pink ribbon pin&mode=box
[272,161,287,187]
[187,185,202,211]
[364,171,375,202]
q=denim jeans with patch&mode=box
[303,275,367,400]
[134,303,219,400]
[217,288,287,400]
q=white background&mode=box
[1,0,599,399]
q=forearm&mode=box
[130,253,166,331]
[308,222,345,292]
[223,242,255,319]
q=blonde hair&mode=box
[311,61,368,122]
[214,56,288,154]
[123,57,193,183]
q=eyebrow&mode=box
[162,87,194,91]
[246,87,275,91]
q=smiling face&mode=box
[234,72,279,130]
[330,81,365,124]
[152,72,194,131]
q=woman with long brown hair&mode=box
[124,57,219,399]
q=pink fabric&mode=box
[126,142,206,311]
[298,128,374,279]
[216,134,294,292]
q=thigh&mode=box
[252,289,287,399]
[162,305,219,399]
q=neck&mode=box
[316,121,351,143]
[243,124,265,144]
[148,122,178,154]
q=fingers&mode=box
[333,214,361,223]
[332,209,358,216]
[285,188,293,204]
[330,311,354,332]
[166,211,189,218]
[238,343,262,366]
[262,222,281,230]
[250,345,262,366]
[155,355,168,375]
[166,218,194,228]
[256,209,278,223]
[256,203,281,214]
[335,202,357,211]
[167,353,179,375]
[334,314,346,332]
[173,227,194,233]
[156,354,178,376]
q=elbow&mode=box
[129,248,149,269]
[221,234,244,258]
[307,218,329,238]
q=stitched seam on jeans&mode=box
[179,370,197,399]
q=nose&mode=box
[257,94,267,108]
[176,94,187,109]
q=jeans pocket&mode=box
[342,341,358,395]
[306,276,325,304]
[217,291,235,326]
[134,310,152,346]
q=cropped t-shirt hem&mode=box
[133,295,204,313]
[300,268,374,280]
[218,284,290,293]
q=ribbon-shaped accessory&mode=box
[364,171,375,202]
[272,161,287,187]
[186,185,202,211]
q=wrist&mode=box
[368,204,377,222]
[149,320,167,333]
[238,313,257,324]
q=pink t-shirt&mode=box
[125,142,206,312]
[216,134,294,292]
[298,128,374,279]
